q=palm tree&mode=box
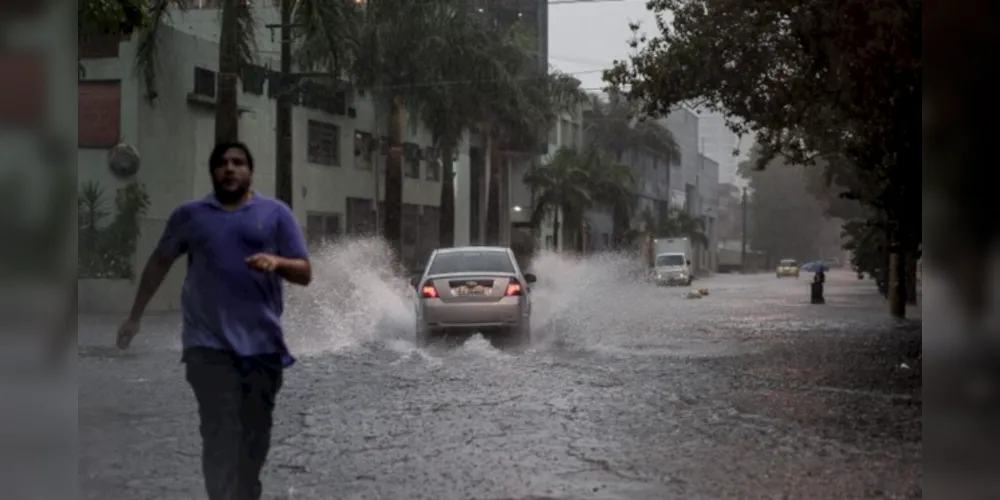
[523,146,596,251]
[586,89,680,164]
[657,207,708,246]
[416,7,521,248]
[588,155,637,247]
[481,62,588,245]
[136,1,356,141]
[349,0,482,258]
[585,89,680,246]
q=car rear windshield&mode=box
[428,251,515,275]
[781,260,797,266]
[655,254,685,266]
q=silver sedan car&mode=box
[410,246,536,348]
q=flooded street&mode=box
[78,244,921,499]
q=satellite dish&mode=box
[107,143,140,178]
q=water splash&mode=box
[284,237,415,356]
[283,239,644,357]
[527,250,641,349]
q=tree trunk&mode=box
[383,95,404,258]
[274,0,293,206]
[552,210,560,251]
[485,139,502,245]
[888,250,906,318]
[438,142,456,247]
[611,201,630,249]
[214,0,241,143]
[904,250,918,305]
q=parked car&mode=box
[776,259,800,278]
[410,246,535,349]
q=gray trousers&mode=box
[184,347,283,500]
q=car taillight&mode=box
[421,284,438,298]
[505,279,523,296]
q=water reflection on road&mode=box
[78,239,921,499]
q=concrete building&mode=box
[77,5,465,312]
[661,107,720,274]
[510,101,587,252]
[694,109,752,188]
[697,154,720,272]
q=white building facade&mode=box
[77,8,466,312]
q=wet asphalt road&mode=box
[78,255,922,500]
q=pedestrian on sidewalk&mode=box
[116,141,312,500]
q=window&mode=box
[307,120,340,166]
[404,143,420,178]
[425,158,441,181]
[655,254,686,267]
[353,131,373,169]
[241,64,266,95]
[428,250,515,275]
[305,212,340,245]
[78,81,121,149]
[346,197,376,236]
[193,67,215,98]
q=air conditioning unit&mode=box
[425,146,437,160]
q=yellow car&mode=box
[776,259,800,278]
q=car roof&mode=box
[435,246,510,254]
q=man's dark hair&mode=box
[209,141,254,171]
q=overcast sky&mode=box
[548,0,665,92]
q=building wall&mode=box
[77,24,460,312]
[698,154,720,271]
[694,109,752,188]
[661,108,700,213]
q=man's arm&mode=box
[127,207,187,321]
[128,251,178,321]
[275,203,312,286]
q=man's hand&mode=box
[248,252,312,285]
[246,253,282,272]
[117,318,140,350]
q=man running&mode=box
[116,141,311,500]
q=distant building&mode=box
[693,108,752,188]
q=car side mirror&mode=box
[523,273,537,284]
[409,275,421,288]
[686,260,691,266]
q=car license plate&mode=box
[455,286,487,296]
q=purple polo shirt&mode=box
[155,192,308,367]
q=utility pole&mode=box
[274,0,294,207]
[740,186,748,271]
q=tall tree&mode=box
[523,146,595,251]
[524,145,635,251]
[585,89,679,246]
[417,12,531,248]
[135,0,355,158]
[606,0,921,317]
[350,0,475,258]
[738,150,843,263]
[656,207,707,246]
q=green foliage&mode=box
[737,148,844,261]
[78,181,151,280]
[605,0,921,252]
[586,90,679,165]
[842,218,887,275]
[655,208,707,246]
[524,146,636,249]
[79,0,148,39]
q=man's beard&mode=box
[213,182,249,205]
